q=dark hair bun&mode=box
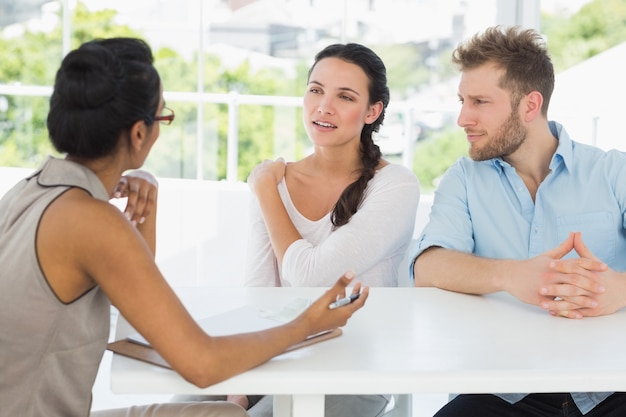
[47,37,160,158]
[55,45,121,109]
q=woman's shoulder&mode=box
[45,188,128,238]
[365,163,420,203]
[375,162,419,183]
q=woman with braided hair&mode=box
[242,43,420,416]
[246,43,420,289]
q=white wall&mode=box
[550,41,626,152]
[153,178,252,287]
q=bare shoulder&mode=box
[39,187,151,270]
[285,157,310,176]
[42,187,128,239]
[38,187,141,301]
[284,158,315,188]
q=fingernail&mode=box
[345,271,354,280]
[540,287,548,295]
[114,191,121,198]
[541,302,549,309]
[125,212,131,220]
[139,217,146,224]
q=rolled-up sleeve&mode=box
[408,160,475,279]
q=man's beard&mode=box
[469,110,527,161]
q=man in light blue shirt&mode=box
[409,26,626,416]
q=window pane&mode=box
[1,0,502,181]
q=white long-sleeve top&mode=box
[244,164,420,287]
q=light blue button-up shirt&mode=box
[409,121,626,414]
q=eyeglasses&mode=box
[154,106,175,125]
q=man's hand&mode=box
[504,232,577,308]
[542,232,625,318]
[504,232,611,319]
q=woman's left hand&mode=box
[247,157,286,195]
[112,170,159,226]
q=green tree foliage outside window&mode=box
[3,0,626,185]
[0,2,302,181]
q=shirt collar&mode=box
[489,120,573,173]
[548,120,573,173]
[30,156,110,201]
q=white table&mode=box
[110,287,626,417]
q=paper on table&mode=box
[260,297,311,322]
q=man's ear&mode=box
[522,91,543,122]
[365,101,384,125]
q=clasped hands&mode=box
[513,232,624,319]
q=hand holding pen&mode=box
[329,292,361,309]
[297,271,368,338]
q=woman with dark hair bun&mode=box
[243,43,420,416]
[0,37,368,417]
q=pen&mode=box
[329,292,361,309]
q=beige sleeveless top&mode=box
[0,158,111,417]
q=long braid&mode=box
[331,125,382,228]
